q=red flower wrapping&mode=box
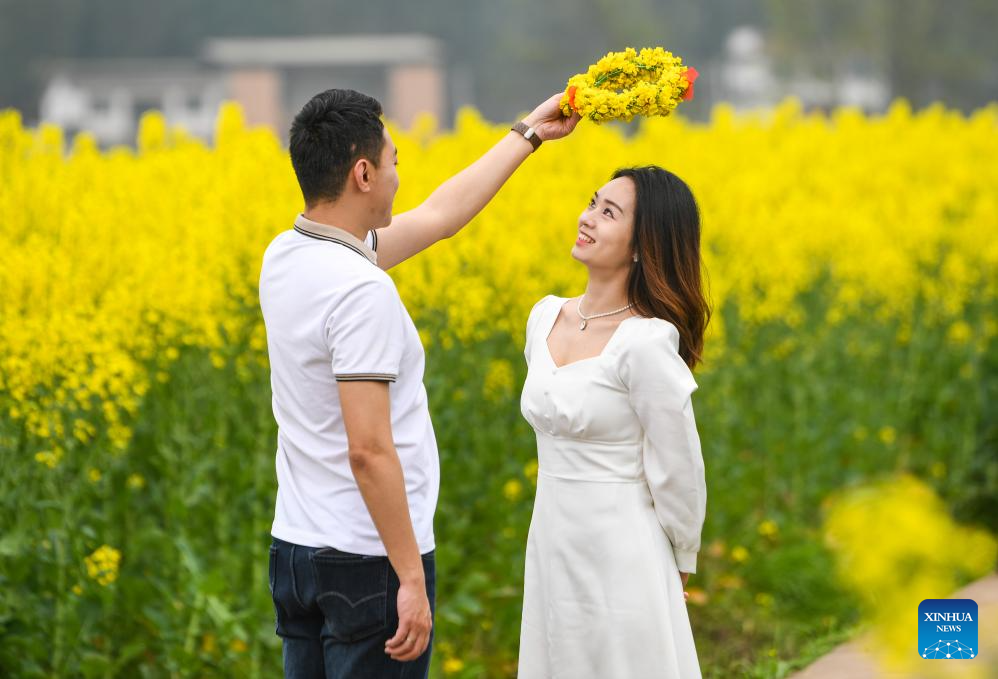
[568,86,578,111]
[682,66,699,102]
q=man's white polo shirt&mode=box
[259,213,439,556]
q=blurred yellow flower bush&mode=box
[823,473,997,673]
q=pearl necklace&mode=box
[576,294,634,331]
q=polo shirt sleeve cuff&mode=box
[335,372,397,382]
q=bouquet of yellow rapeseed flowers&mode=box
[560,47,698,123]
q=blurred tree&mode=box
[766,0,998,109]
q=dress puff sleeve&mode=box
[619,319,706,574]
[524,295,555,366]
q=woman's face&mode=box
[571,176,637,269]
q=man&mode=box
[259,88,578,678]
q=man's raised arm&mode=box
[374,92,580,270]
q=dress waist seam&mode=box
[535,431,642,446]
[537,470,646,484]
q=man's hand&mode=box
[523,92,581,142]
[385,579,432,661]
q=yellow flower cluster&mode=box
[559,47,696,123]
[823,474,997,672]
[84,544,122,586]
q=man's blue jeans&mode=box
[269,536,436,679]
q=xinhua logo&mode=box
[918,599,978,659]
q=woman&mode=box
[518,166,710,678]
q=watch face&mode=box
[513,122,540,148]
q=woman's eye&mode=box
[603,208,613,217]
[588,199,595,208]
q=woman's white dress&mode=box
[517,295,706,679]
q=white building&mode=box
[39,34,447,147]
[710,26,889,114]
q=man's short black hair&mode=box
[289,89,385,205]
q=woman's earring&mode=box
[632,254,639,262]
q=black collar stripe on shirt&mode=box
[293,224,369,260]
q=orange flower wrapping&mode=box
[682,66,699,102]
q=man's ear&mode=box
[351,158,373,193]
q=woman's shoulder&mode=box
[538,293,564,305]
[525,294,564,337]
[529,294,566,318]
[621,315,681,353]
[615,316,697,396]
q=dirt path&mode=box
[787,574,998,679]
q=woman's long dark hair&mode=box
[613,166,711,369]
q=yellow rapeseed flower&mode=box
[946,320,972,345]
[443,657,465,674]
[503,479,523,502]
[757,519,779,537]
[34,449,62,469]
[84,544,122,586]
[523,459,539,486]
[878,426,897,446]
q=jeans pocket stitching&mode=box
[289,544,307,611]
[268,545,278,596]
[310,558,389,643]
[316,590,387,609]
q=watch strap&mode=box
[511,121,542,151]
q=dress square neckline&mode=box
[542,296,639,371]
